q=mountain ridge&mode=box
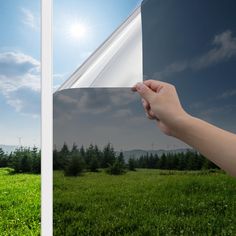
[119,148,192,161]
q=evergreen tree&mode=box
[64,154,84,177]
[80,145,85,158]
[101,143,116,168]
[21,155,32,173]
[118,152,125,167]
[106,160,126,175]
[85,144,95,168]
[71,143,78,154]
[128,158,136,171]
[159,154,167,169]
[53,149,60,170]
[0,148,4,158]
[0,148,7,168]
[32,147,41,174]
[61,143,69,156]
[89,155,99,172]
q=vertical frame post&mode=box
[41,0,53,235]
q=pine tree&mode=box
[0,148,4,157]
[80,145,85,158]
[71,143,78,154]
[102,143,116,168]
[118,152,125,167]
[32,147,41,174]
[64,154,84,177]
[128,158,136,171]
[0,148,7,168]
[106,160,126,175]
[61,143,69,156]
[89,155,99,172]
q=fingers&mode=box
[142,99,157,120]
[143,80,166,92]
[132,80,166,121]
[142,98,150,110]
[134,83,157,104]
[132,80,166,96]
[132,80,163,91]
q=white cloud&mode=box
[0,52,39,77]
[153,61,188,81]
[54,89,139,118]
[153,30,236,80]
[0,52,40,116]
[192,31,236,70]
[21,8,38,30]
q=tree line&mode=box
[0,147,41,174]
[53,143,126,176]
[53,143,219,176]
[129,151,219,171]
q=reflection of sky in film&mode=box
[141,0,236,137]
[58,7,142,90]
[53,88,188,151]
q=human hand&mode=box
[132,80,190,137]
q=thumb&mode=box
[136,83,157,103]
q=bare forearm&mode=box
[174,115,236,177]
[134,81,236,177]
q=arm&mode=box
[133,80,236,177]
[174,115,236,176]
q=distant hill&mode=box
[0,145,18,154]
[120,148,191,162]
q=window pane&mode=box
[0,1,41,235]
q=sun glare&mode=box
[69,22,87,40]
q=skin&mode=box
[133,80,236,177]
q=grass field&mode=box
[54,169,236,236]
[0,168,40,236]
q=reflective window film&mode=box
[54,88,187,151]
[53,88,190,235]
[142,0,236,133]
[58,7,143,90]
[0,1,41,235]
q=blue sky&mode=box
[53,0,142,88]
[0,0,40,147]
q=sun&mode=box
[68,22,87,40]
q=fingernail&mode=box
[136,83,145,92]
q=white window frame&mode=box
[41,0,53,235]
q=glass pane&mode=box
[53,0,236,235]
[0,1,41,235]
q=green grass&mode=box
[54,169,236,236]
[0,168,40,236]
